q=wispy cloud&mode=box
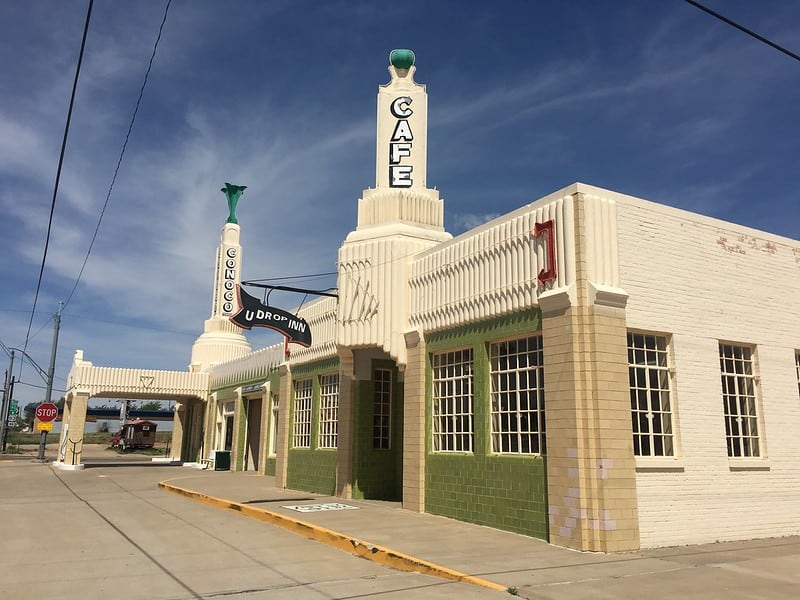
[3,0,799,408]
[449,212,503,235]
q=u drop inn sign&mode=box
[229,285,312,347]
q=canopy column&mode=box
[54,390,89,470]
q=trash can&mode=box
[214,450,231,471]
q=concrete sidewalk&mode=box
[161,468,800,599]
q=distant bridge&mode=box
[56,408,175,421]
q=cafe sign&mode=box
[389,96,414,188]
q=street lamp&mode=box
[0,347,17,452]
[0,304,62,458]
[0,345,49,452]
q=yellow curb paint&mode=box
[159,480,507,592]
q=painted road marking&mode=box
[283,502,358,512]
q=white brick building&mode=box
[615,190,800,547]
[61,50,800,552]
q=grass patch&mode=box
[5,430,171,447]
[6,431,114,446]
[112,446,171,456]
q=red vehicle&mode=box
[110,420,157,450]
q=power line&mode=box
[22,0,93,356]
[241,281,338,298]
[0,309,55,344]
[63,0,173,310]
[13,381,67,394]
[64,312,196,337]
[27,314,55,345]
[683,0,800,62]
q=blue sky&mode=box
[1,0,798,407]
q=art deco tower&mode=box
[189,184,252,372]
[337,50,451,365]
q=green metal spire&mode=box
[221,183,247,224]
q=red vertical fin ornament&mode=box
[533,220,557,285]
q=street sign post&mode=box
[34,402,59,462]
[35,403,58,423]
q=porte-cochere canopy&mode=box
[65,350,208,400]
[54,350,209,469]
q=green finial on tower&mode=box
[221,183,247,224]
[389,49,415,70]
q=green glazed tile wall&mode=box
[287,448,338,494]
[285,358,340,494]
[426,453,548,538]
[425,310,549,540]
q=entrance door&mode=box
[224,415,234,451]
[353,366,403,500]
[244,398,262,471]
[181,401,204,462]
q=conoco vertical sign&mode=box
[221,246,238,315]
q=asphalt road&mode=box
[0,452,502,599]
[3,446,800,600]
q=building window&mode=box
[268,394,279,457]
[318,374,339,449]
[719,344,760,458]
[796,351,800,398]
[373,369,392,450]
[489,336,546,455]
[292,379,312,449]
[627,333,674,457]
[431,348,474,452]
[219,401,235,452]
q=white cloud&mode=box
[450,212,503,235]
[2,0,799,408]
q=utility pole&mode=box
[36,303,63,462]
[0,350,16,451]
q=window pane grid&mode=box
[490,336,546,455]
[432,349,474,452]
[373,369,392,450]
[627,333,674,457]
[292,379,312,448]
[318,374,339,449]
[719,344,760,457]
[269,395,279,457]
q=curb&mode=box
[159,480,507,592]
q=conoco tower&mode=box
[189,183,252,372]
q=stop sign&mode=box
[35,403,58,423]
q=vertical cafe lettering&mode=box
[389,96,413,187]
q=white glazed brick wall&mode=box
[612,188,800,548]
